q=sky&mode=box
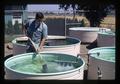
[27,4,73,12]
[27,4,62,12]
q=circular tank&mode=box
[4,52,85,80]
[88,47,115,80]
[97,31,115,47]
[12,35,81,56]
[98,28,111,32]
[69,27,99,43]
[69,27,112,43]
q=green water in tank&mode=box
[16,40,72,46]
[89,48,115,62]
[9,54,80,73]
[17,40,27,45]
[99,31,115,36]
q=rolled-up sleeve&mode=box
[42,24,48,38]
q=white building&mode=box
[5,5,27,25]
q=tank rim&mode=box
[4,52,85,76]
[88,47,115,63]
[12,36,81,47]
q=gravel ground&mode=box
[4,43,13,57]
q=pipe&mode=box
[77,52,100,69]
[97,66,102,80]
[28,37,38,53]
[99,28,107,33]
[77,52,101,56]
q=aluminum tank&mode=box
[97,31,115,47]
[87,47,115,80]
[69,27,112,43]
[69,27,99,43]
[12,35,81,56]
[4,52,85,80]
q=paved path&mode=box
[4,43,13,57]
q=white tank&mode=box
[69,27,99,43]
[4,52,85,80]
[69,27,112,44]
[88,47,115,80]
[12,35,81,56]
[97,31,115,47]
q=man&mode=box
[23,12,48,53]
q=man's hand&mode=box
[37,47,43,53]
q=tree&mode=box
[59,4,77,20]
[59,1,115,27]
[5,20,14,34]
[80,19,86,27]
[13,20,21,34]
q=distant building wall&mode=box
[4,14,12,25]
[45,18,65,36]
[5,5,27,25]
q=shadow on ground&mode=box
[84,70,88,80]
[4,54,13,61]
[86,40,98,49]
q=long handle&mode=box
[28,37,38,53]
[28,37,39,60]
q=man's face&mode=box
[36,18,43,23]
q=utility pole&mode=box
[64,10,66,37]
